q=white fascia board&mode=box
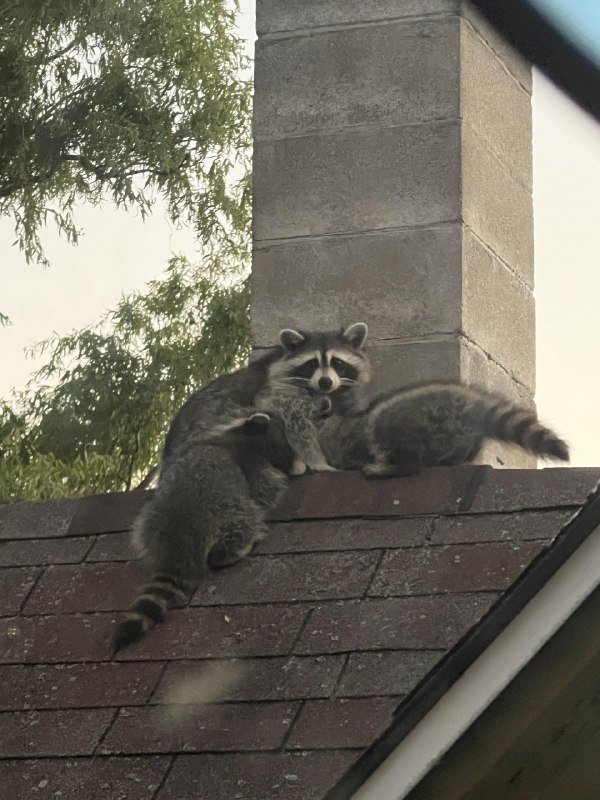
[352,521,600,800]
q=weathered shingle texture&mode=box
[1,466,598,799]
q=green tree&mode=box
[0,0,252,502]
[0,259,250,502]
[1,0,250,264]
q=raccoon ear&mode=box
[279,328,306,351]
[343,322,368,349]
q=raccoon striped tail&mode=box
[482,398,569,462]
[112,574,191,652]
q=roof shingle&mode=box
[0,465,598,798]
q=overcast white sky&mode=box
[2,4,600,467]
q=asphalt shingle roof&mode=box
[1,465,599,799]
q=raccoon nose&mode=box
[318,376,333,391]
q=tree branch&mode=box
[45,36,85,62]
[0,152,187,200]
[62,152,188,181]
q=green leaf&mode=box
[0,0,253,501]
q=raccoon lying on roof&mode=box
[112,411,296,652]
[318,382,569,476]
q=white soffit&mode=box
[351,520,600,800]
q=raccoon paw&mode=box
[290,458,307,476]
[316,397,333,418]
[308,462,339,473]
[364,462,404,478]
[208,542,248,569]
[363,461,421,478]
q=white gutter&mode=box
[352,520,600,800]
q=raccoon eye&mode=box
[292,358,319,379]
[331,356,358,380]
[331,357,347,371]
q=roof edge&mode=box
[325,479,600,800]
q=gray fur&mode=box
[319,382,570,477]
[112,412,294,651]
[255,323,371,473]
[256,386,335,474]
[161,322,370,469]
[318,412,372,470]
[112,322,373,650]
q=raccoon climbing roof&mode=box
[1,465,599,799]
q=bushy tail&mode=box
[112,574,191,652]
[482,397,569,461]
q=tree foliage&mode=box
[0,0,251,264]
[0,259,250,503]
[0,0,253,502]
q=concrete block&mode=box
[254,19,459,138]
[462,228,535,391]
[367,334,533,404]
[461,22,532,191]
[462,124,533,287]
[366,335,462,395]
[462,3,532,93]
[459,337,533,408]
[253,122,461,241]
[251,224,462,346]
[257,0,460,35]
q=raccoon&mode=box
[161,367,272,467]
[162,322,372,473]
[112,411,296,652]
[256,386,334,475]
[253,322,371,474]
[264,323,371,413]
[320,382,570,477]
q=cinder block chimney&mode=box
[251,1,534,466]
